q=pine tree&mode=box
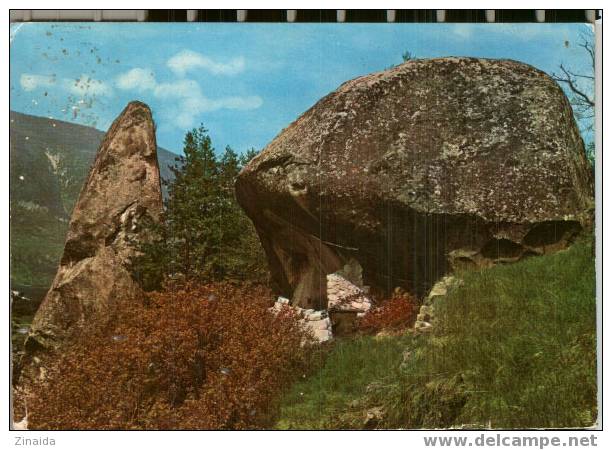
[166,125,222,279]
[132,127,268,290]
[216,146,269,282]
[240,147,259,166]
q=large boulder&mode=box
[24,101,163,354]
[236,57,594,309]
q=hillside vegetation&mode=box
[19,231,597,430]
[276,236,597,429]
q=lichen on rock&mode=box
[236,57,594,308]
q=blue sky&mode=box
[10,22,594,155]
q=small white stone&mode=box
[307,311,323,321]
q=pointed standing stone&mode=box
[24,101,163,355]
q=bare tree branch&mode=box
[579,38,595,71]
[571,73,595,80]
[552,64,595,107]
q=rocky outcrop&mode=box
[270,271,374,342]
[24,101,163,355]
[236,57,594,308]
[414,276,462,334]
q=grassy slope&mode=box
[276,334,415,430]
[276,237,597,429]
[10,205,68,288]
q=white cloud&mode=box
[20,74,56,91]
[116,68,156,92]
[116,71,262,128]
[153,79,262,129]
[180,93,263,114]
[168,90,262,129]
[20,66,261,130]
[167,50,246,76]
[20,72,112,97]
[153,79,200,99]
[61,63,262,130]
[63,75,113,97]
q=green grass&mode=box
[275,334,417,429]
[275,237,597,429]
